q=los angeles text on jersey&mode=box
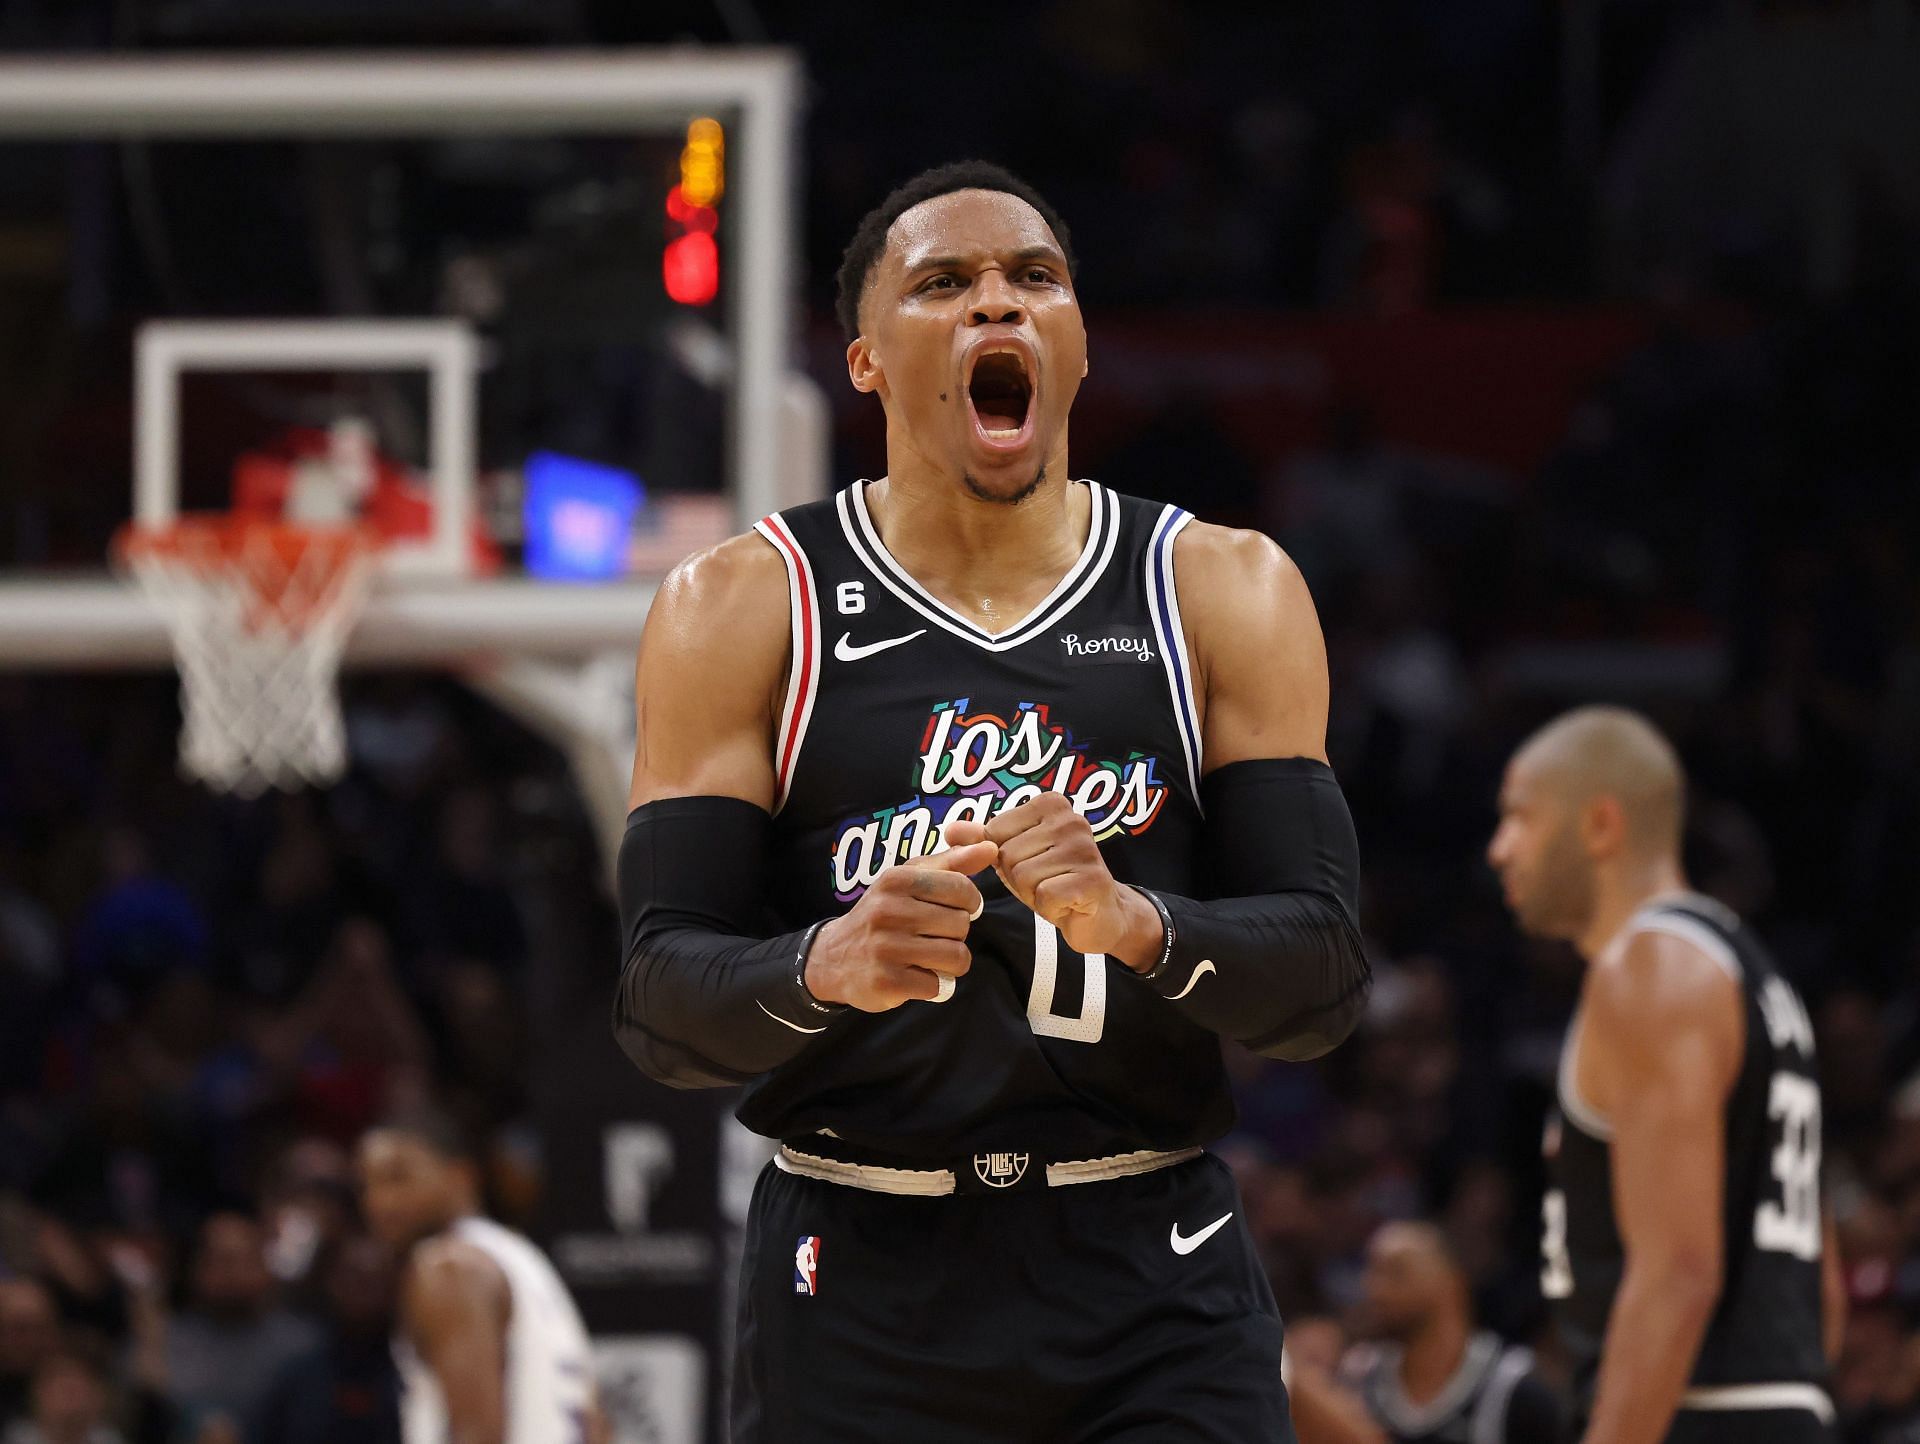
[829,697,1169,900]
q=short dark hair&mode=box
[834,160,1076,342]
[369,1104,477,1164]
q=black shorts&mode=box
[1666,1404,1835,1444]
[731,1151,1293,1443]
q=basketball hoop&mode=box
[116,518,379,796]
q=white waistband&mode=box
[773,1145,1202,1196]
[1679,1383,1834,1424]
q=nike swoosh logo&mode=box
[834,629,926,662]
[1170,1211,1233,1256]
[1167,959,1215,1001]
[756,1000,827,1035]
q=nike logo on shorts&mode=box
[1170,1211,1233,1256]
[834,629,926,662]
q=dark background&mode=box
[0,2,1917,1441]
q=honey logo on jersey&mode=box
[828,699,1169,900]
[1058,627,1156,667]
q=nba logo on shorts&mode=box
[794,1236,820,1296]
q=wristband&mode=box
[792,920,846,1016]
[1128,885,1177,981]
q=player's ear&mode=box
[847,336,883,395]
[1582,794,1628,858]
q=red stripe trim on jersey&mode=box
[755,514,817,808]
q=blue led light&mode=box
[523,451,643,581]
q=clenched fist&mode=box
[944,794,1165,971]
[803,839,998,1011]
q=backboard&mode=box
[0,48,813,669]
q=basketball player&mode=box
[614,160,1371,1441]
[1342,1222,1564,1444]
[356,1114,607,1444]
[1487,707,1838,1443]
[1283,1318,1390,1444]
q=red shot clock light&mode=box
[664,117,723,306]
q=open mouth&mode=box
[967,351,1033,440]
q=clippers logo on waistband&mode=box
[973,1153,1030,1188]
[828,700,1169,900]
[794,1236,820,1296]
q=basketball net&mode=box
[117,518,379,796]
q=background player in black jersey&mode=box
[1342,1222,1564,1444]
[1281,1224,1563,1444]
[614,161,1370,1441]
[1487,707,1843,1444]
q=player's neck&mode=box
[1576,856,1690,963]
[1398,1312,1469,1404]
[431,1208,479,1239]
[864,460,1088,630]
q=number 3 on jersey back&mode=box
[1755,1071,1821,1261]
[1027,915,1106,1044]
[1541,1062,1822,1304]
[1541,1189,1573,1299]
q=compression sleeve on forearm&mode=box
[1135,758,1370,1061]
[612,795,847,1089]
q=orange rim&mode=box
[116,517,379,632]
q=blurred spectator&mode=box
[407,788,527,972]
[1835,1300,1920,1443]
[0,1281,61,1425]
[71,831,208,1016]
[228,800,345,1005]
[279,921,430,1146]
[252,1234,400,1444]
[3,1348,127,1444]
[257,1141,359,1308]
[29,1043,217,1246]
[430,961,529,1138]
[157,1215,317,1444]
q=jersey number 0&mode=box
[1027,915,1106,1044]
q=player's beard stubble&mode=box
[1514,820,1598,941]
[962,464,1047,506]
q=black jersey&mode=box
[1543,893,1828,1415]
[1344,1334,1564,1444]
[737,480,1226,1163]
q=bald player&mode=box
[1342,1222,1563,1444]
[1488,706,1839,1444]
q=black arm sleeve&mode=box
[1135,758,1369,1061]
[612,795,847,1089]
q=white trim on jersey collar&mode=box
[752,513,822,815]
[1593,890,1740,972]
[836,480,1119,652]
[1562,894,1746,1140]
[1368,1333,1501,1436]
[1629,915,1744,984]
[1558,1011,1615,1141]
[1469,1347,1538,1444]
[1144,504,1203,806]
